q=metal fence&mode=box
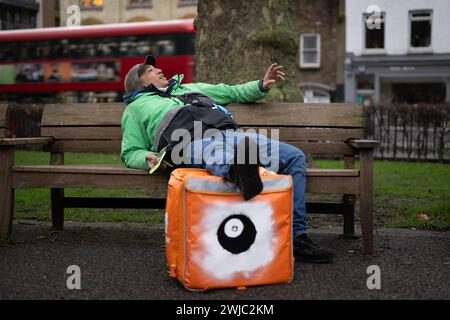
[364,103,450,162]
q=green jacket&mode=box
[120,74,268,170]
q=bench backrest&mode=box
[0,104,7,138]
[41,103,363,156]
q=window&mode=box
[80,0,103,9]
[410,11,432,49]
[356,74,375,90]
[303,89,330,103]
[299,33,320,68]
[178,0,198,7]
[29,15,36,27]
[127,0,152,8]
[364,12,385,50]
[14,12,21,24]
[356,74,375,107]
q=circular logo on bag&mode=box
[217,214,257,254]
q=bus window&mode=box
[119,35,138,57]
[67,38,81,59]
[79,39,96,59]
[60,39,70,57]
[135,35,154,56]
[17,42,35,61]
[97,37,120,58]
[156,39,175,56]
[51,39,65,59]
[0,43,14,61]
[37,41,52,60]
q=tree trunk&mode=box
[195,0,303,102]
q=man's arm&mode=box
[186,63,286,105]
[189,80,267,105]
[121,112,155,171]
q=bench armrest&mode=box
[347,139,379,149]
[0,137,55,147]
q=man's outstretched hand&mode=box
[262,63,285,91]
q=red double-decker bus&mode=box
[0,19,195,103]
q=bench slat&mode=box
[307,169,358,177]
[45,140,356,155]
[13,165,148,175]
[41,103,363,128]
[41,126,363,142]
[12,171,169,189]
[12,169,359,194]
[229,103,363,127]
[307,176,360,194]
[42,103,124,126]
[14,165,358,177]
[244,127,363,141]
[41,126,363,141]
[46,141,121,153]
[290,142,355,155]
[41,126,123,141]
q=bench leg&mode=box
[50,152,65,231]
[51,189,64,230]
[0,147,14,239]
[359,149,374,255]
[343,194,355,238]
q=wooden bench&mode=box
[0,103,378,254]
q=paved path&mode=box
[0,221,448,300]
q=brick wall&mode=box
[293,0,343,88]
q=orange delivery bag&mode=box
[165,168,294,291]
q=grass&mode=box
[11,151,450,230]
[316,159,450,230]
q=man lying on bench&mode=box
[121,55,334,264]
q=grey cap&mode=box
[124,56,156,94]
[124,63,144,94]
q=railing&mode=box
[364,103,450,162]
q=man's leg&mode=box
[267,140,334,263]
[276,141,308,239]
[183,131,262,200]
[182,131,233,177]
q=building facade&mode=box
[0,0,39,30]
[59,0,197,26]
[37,0,61,28]
[345,0,450,105]
[293,0,345,102]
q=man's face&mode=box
[139,64,170,88]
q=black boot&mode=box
[294,234,335,264]
[229,137,263,201]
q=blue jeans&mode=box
[180,130,307,238]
